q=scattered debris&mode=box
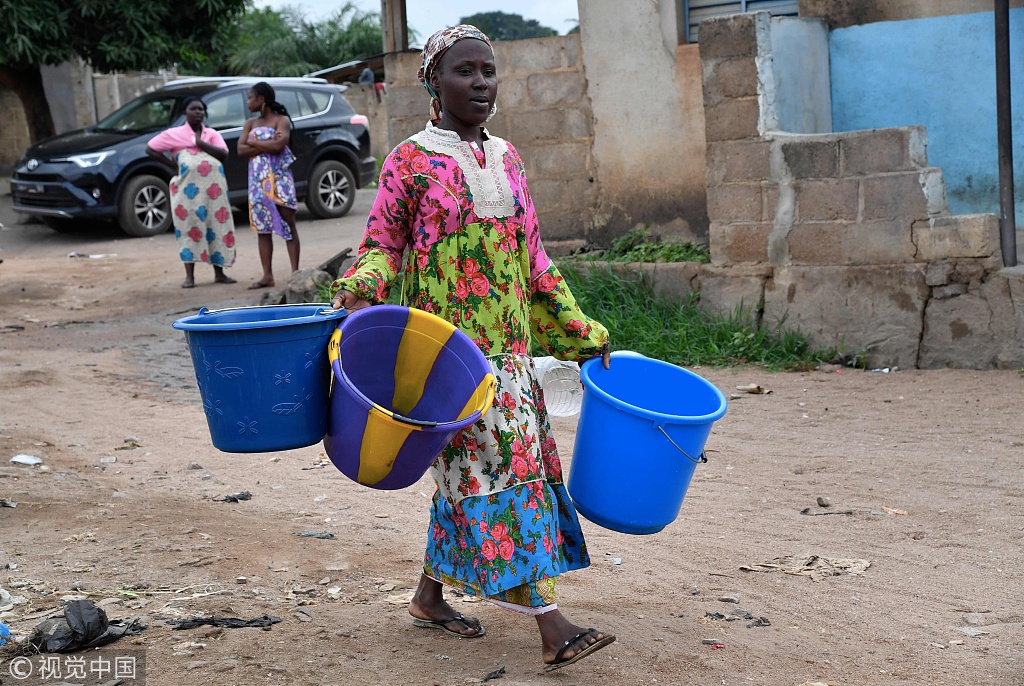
[0,620,10,646]
[25,599,145,653]
[115,438,142,450]
[816,496,831,507]
[482,666,506,682]
[953,626,989,638]
[612,558,622,565]
[718,595,739,604]
[166,615,281,630]
[882,506,908,516]
[213,491,252,503]
[800,507,854,516]
[9,454,42,466]
[701,638,722,645]
[735,383,771,395]
[746,617,771,628]
[67,252,118,259]
[292,531,335,540]
[739,555,871,582]
[0,498,16,508]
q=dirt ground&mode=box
[1,207,1023,685]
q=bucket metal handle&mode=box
[656,425,708,465]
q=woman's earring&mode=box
[486,103,497,122]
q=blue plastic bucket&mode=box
[568,352,727,534]
[172,304,346,453]
[324,305,495,490]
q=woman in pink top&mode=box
[146,97,237,288]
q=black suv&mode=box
[11,77,375,236]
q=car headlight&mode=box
[67,151,113,168]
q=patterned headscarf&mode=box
[417,24,494,123]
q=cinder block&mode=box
[385,85,429,118]
[764,265,929,368]
[526,71,586,107]
[861,172,929,222]
[704,97,761,141]
[920,293,999,369]
[506,107,590,144]
[788,220,916,265]
[794,178,858,222]
[698,13,760,60]
[703,57,758,102]
[499,37,572,74]
[913,214,1000,260]
[839,127,928,176]
[707,140,772,184]
[695,264,771,320]
[652,262,701,302]
[782,140,839,179]
[385,52,422,86]
[527,143,591,177]
[709,222,771,265]
[706,182,762,223]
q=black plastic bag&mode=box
[30,599,145,653]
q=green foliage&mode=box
[597,227,710,263]
[458,11,558,41]
[220,3,383,77]
[558,264,834,370]
[0,0,247,72]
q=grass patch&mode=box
[558,263,834,370]
[590,227,710,263]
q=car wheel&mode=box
[306,160,356,219]
[118,174,172,237]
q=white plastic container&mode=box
[534,356,584,417]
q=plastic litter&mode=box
[67,252,118,259]
[165,614,281,630]
[9,454,42,466]
[534,356,584,416]
[0,620,11,646]
[27,599,145,653]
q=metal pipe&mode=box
[995,0,1017,267]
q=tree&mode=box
[458,11,557,41]
[214,3,384,78]
[0,0,247,143]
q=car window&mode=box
[306,90,331,115]
[95,97,178,132]
[276,89,304,119]
[205,92,248,130]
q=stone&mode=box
[651,262,701,302]
[861,172,929,222]
[704,97,762,142]
[707,182,762,223]
[839,127,927,175]
[920,293,999,369]
[696,264,770,320]
[788,220,916,265]
[793,178,858,221]
[925,260,953,286]
[782,140,839,179]
[710,222,772,265]
[763,265,929,368]
[913,214,1000,260]
[706,140,772,185]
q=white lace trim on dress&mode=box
[411,122,514,219]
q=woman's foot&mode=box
[537,610,615,671]
[214,274,237,284]
[247,278,274,290]
[181,277,195,289]
[408,575,484,638]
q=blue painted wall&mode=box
[830,10,1024,220]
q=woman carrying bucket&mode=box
[330,25,615,673]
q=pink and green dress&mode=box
[332,122,609,615]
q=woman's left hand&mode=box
[578,341,611,371]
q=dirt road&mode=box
[1,192,1022,685]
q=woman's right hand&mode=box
[332,289,370,311]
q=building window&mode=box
[683,0,799,43]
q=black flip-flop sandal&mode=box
[543,629,616,672]
[411,612,486,638]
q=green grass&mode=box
[558,263,835,370]
[594,227,710,263]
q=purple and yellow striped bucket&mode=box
[324,305,495,490]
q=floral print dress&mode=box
[247,126,297,239]
[169,148,236,267]
[332,123,609,612]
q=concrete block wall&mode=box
[383,35,595,242]
[696,11,1024,369]
[0,87,31,174]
